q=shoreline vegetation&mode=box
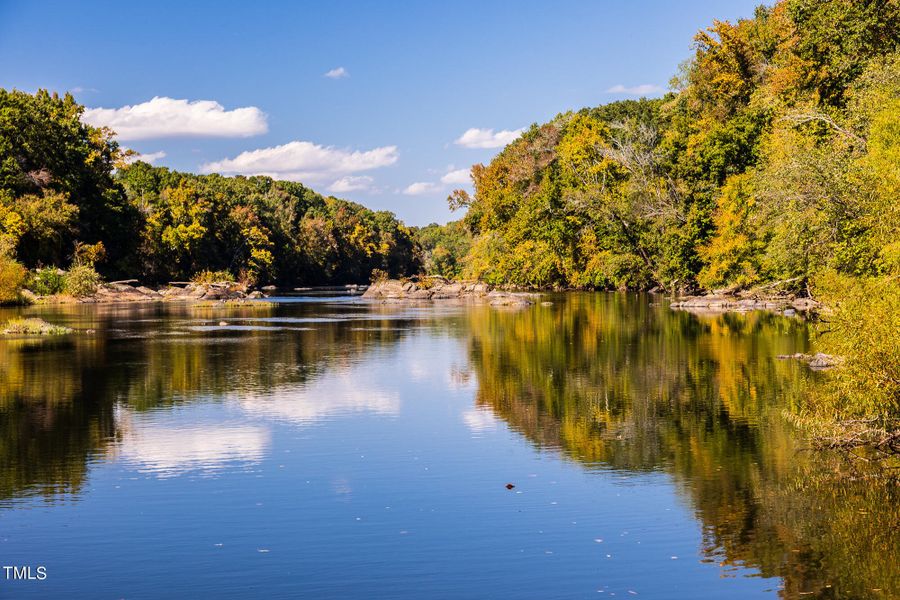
[1,0,897,458]
[1,317,72,336]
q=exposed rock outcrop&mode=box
[669,294,820,314]
[30,281,253,304]
[363,278,533,306]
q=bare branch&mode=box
[780,112,868,149]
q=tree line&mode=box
[0,88,420,290]
[430,0,899,428]
[442,0,899,295]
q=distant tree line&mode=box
[0,88,420,287]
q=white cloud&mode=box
[125,150,166,165]
[201,141,399,184]
[402,167,473,197]
[440,168,470,185]
[82,96,268,141]
[328,175,374,193]
[324,66,349,79]
[454,127,523,149]
[605,84,664,96]
[403,181,439,196]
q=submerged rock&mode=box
[776,352,840,370]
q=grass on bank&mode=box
[189,299,276,308]
[1,318,73,335]
[191,270,236,284]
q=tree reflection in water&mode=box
[0,294,896,598]
[462,293,899,599]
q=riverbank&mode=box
[23,281,263,305]
[364,278,828,314]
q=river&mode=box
[0,293,896,599]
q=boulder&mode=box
[363,278,534,305]
[362,279,408,299]
[136,286,161,297]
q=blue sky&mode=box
[0,0,763,226]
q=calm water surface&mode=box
[0,293,897,599]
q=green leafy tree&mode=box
[0,89,139,273]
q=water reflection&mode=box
[236,366,400,425]
[110,407,270,477]
[461,407,500,434]
[0,300,413,502]
[0,294,896,598]
[462,293,899,598]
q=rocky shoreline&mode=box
[21,277,824,315]
[363,279,823,313]
[668,293,820,315]
[362,278,534,306]
[24,281,263,305]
